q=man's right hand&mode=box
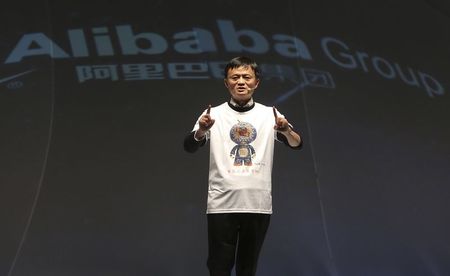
[195,105,215,140]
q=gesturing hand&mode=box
[199,105,215,132]
[273,106,289,132]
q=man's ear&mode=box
[254,78,260,88]
[224,79,229,88]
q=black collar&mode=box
[227,101,255,112]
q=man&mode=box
[183,56,302,276]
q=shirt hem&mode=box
[206,209,272,214]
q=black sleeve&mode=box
[276,132,303,150]
[183,131,207,153]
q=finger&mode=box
[207,104,211,115]
[273,106,280,125]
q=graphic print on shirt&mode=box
[229,121,257,166]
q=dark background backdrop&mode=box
[1,1,449,275]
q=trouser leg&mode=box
[235,214,271,276]
[207,214,239,276]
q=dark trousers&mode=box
[207,213,271,276]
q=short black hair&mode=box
[224,56,261,79]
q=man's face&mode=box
[224,66,260,105]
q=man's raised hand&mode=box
[273,106,289,132]
[199,104,215,131]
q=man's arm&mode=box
[276,128,303,149]
[273,106,302,149]
[183,131,206,153]
[183,105,215,153]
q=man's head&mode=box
[224,56,261,106]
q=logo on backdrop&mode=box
[0,69,35,90]
[0,19,445,99]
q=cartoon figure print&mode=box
[229,121,257,166]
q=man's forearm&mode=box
[194,129,207,141]
[280,128,302,148]
[184,131,206,153]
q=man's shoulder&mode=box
[254,102,272,111]
[214,102,229,111]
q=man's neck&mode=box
[228,98,255,112]
[230,98,254,107]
